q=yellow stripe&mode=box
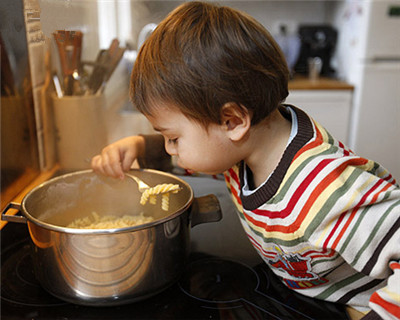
[381,287,400,302]
[314,174,376,247]
[315,122,330,142]
[245,158,377,242]
[235,120,379,242]
[298,282,309,288]
[245,158,354,241]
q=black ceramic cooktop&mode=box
[1,222,349,320]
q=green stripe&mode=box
[268,142,339,205]
[315,272,364,300]
[303,168,363,239]
[350,198,400,267]
[339,205,371,255]
[322,125,335,145]
[311,255,341,268]
[339,192,391,255]
[238,168,364,247]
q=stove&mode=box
[1,221,348,320]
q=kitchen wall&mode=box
[37,0,334,94]
[31,0,341,170]
[37,0,338,134]
[129,1,331,47]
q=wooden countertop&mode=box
[289,76,354,91]
[1,165,60,229]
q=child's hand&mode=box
[91,136,145,179]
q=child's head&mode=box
[130,1,289,127]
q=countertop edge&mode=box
[289,77,354,91]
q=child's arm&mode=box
[336,184,400,320]
[91,134,171,179]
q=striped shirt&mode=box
[224,106,400,319]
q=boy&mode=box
[91,2,400,319]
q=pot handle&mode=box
[1,202,27,224]
[190,194,222,227]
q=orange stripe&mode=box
[224,172,242,206]
[230,184,242,205]
[331,182,392,249]
[293,121,323,162]
[370,292,400,318]
[244,157,368,234]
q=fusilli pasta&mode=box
[140,183,181,211]
[67,211,154,229]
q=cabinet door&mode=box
[286,90,352,145]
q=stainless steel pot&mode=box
[1,169,222,306]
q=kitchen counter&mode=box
[0,165,60,229]
[289,76,354,90]
[286,76,354,144]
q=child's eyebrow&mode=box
[152,125,166,132]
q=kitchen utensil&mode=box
[1,169,222,306]
[86,49,108,94]
[86,38,125,95]
[53,30,83,95]
[52,73,63,98]
[98,46,126,94]
[126,174,150,192]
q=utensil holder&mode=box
[52,94,107,170]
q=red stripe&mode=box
[249,231,336,260]
[230,185,242,205]
[390,261,400,270]
[370,292,400,318]
[224,171,242,205]
[247,235,276,259]
[253,158,336,218]
[300,246,337,259]
[326,178,384,249]
[293,121,323,162]
[243,157,368,234]
[338,141,350,157]
[384,173,397,186]
[228,168,239,185]
[332,181,391,250]
[308,249,336,259]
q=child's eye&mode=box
[168,138,178,145]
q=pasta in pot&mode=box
[67,211,154,229]
[67,183,182,229]
[140,183,181,211]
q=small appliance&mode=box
[294,25,338,77]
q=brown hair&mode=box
[130,1,289,126]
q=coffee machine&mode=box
[294,25,338,77]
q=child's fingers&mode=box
[91,155,102,173]
[102,152,124,179]
[121,149,137,172]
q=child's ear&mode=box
[220,102,251,141]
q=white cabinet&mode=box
[286,90,353,145]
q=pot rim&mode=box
[20,169,194,235]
